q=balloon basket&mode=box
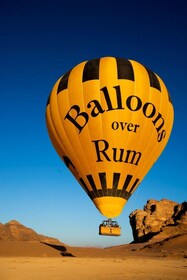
[99,219,121,236]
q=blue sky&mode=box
[0,0,186,247]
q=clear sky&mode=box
[0,0,186,247]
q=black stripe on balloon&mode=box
[99,172,107,190]
[122,174,133,190]
[116,58,134,81]
[79,178,94,199]
[120,177,140,199]
[86,174,100,197]
[57,70,71,93]
[112,172,120,196]
[82,58,100,82]
[90,189,129,198]
[92,189,111,197]
[80,173,140,200]
[128,178,140,194]
[63,156,76,169]
[46,94,51,106]
[113,173,120,189]
[145,67,161,91]
[167,90,173,104]
[120,189,131,200]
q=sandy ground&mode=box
[0,240,187,280]
[1,256,187,280]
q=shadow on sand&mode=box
[41,242,75,257]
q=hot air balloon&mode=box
[46,57,174,236]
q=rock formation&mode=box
[129,199,187,243]
[0,220,63,244]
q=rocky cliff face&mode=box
[0,220,62,244]
[129,199,187,243]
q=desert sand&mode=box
[0,239,187,280]
[1,256,187,280]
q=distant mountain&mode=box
[0,220,63,244]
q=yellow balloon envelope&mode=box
[46,57,174,219]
